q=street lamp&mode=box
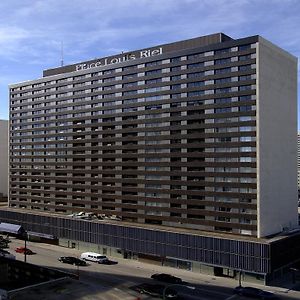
[162,284,195,300]
[237,269,244,287]
[290,268,299,284]
[23,231,28,263]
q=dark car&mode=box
[151,273,182,284]
[100,259,118,265]
[58,256,87,266]
[234,286,278,299]
[15,247,34,255]
[131,283,178,299]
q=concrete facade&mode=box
[256,37,298,237]
[0,120,8,198]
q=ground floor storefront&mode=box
[1,208,300,285]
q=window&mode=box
[215,97,231,104]
[123,82,138,88]
[171,66,181,72]
[123,107,137,112]
[144,87,162,93]
[239,54,252,61]
[123,90,137,95]
[187,53,204,60]
[146,78,162,84]
[239,116,253,122]
[239,44,251,51]
[103,77,115,83]
[239,65,252,71]
[215,78,231,84]
[188,81,204,87]
[188,91,204,97]
[123,99,138,104]
[171,84,181,90]
[103,101,116,107]
[240,147,252,152]
[215,87,231,94]
[123,65,137,71]
[240,126,252,132]
[146,69,161,76]
[215,58,231,65]
[103,69,115,75]
[103,93,115,99]
[239,95,252,101]
[187,99,204,106]
[171,75,181,81]
[240,157,252,162]
[215,107,232,113]
[171,57,181,63]
[188,72,205,79]
[170,93,181,99]
[123,73,137,79]
[103,85,115,91]
[239,106,252,112]
[239,75,252,81]
[146,61,161,67]
[215,48,230,55]
[145,104,162,110]
[215,67,231,74]
[187,62,204,69]
[145,95,162,101]
[239,85,252,91]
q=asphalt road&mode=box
[5,238,300,300]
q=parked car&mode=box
[0,235,11,243]
[151,273,183,284]
[0,249,16,260]
[15,247,34,255]
[58,256,87,266]
[0,235,11,249]
[80,252,109,264]
[131,283,178,299]
[0,240,9,249]
[234,286,278,299]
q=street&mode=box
[5,238,300,300]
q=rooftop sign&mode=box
[75,47,163,72]
[43,33,230,77]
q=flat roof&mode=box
[0,206,295,244]
[0,222,23,234]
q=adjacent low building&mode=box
[3,33,299,283]
[0,120,8,202]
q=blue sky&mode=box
[0,0,299,126]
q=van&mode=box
[80,252,108,264]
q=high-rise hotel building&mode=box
[9,33,298,237]
[4,33,299,282]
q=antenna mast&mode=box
[61,41,64,67]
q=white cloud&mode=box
[0,0,299,120]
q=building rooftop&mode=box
[0,206,296,245]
